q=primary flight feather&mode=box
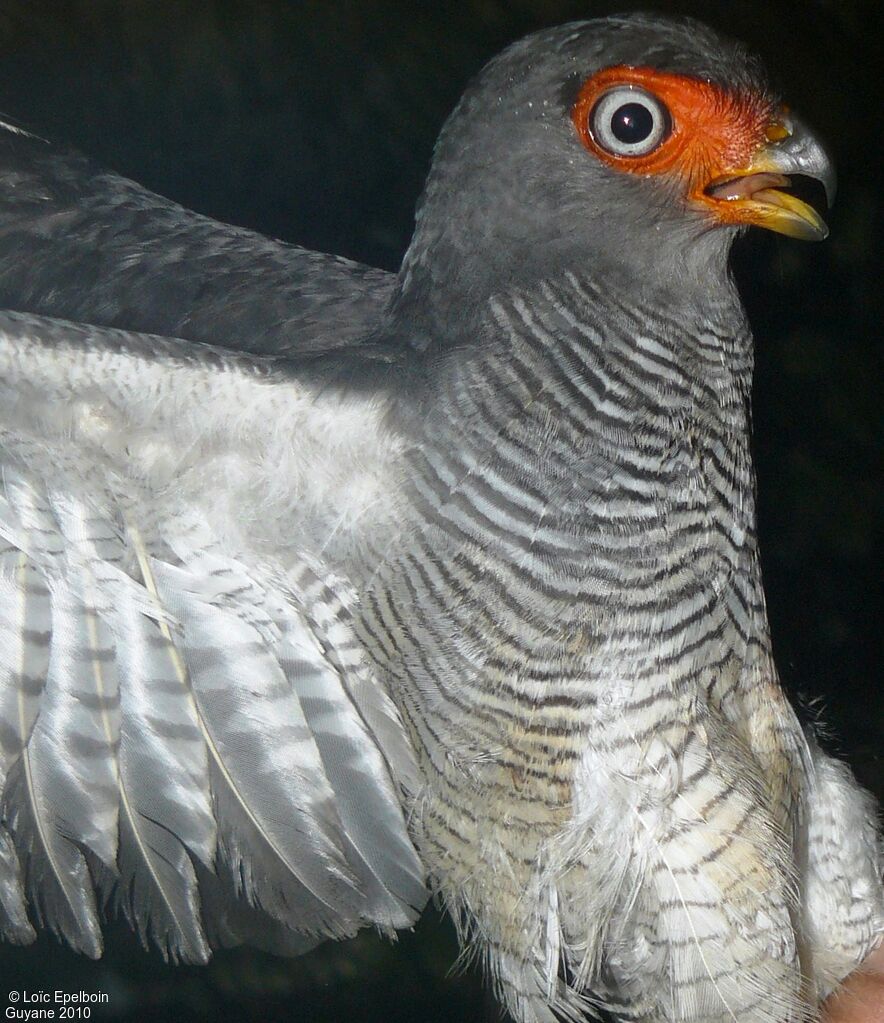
[0,14,880,1023]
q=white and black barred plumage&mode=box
[0,13,880,1023]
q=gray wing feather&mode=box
[0,484,112,956]
[275,569,427,923]
[0,131,394,356]
[0,310,426,958]
[0,544,51,784]
[194,862,322,957]
[153,561,362,933]
[0,823,32,943]
[0,519,48,947]
[85,519,215,963]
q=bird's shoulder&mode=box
[0,121,395,357]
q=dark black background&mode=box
[0,2,880,1021]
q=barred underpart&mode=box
[358,272,883,1023]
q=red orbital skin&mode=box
[571,66,784,222]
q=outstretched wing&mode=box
[0,309,425,962]
[0,123,395,355]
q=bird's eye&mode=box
[589,87,670,157]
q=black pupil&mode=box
[611,102,654,144]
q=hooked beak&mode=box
[702,113,836,241]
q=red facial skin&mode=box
[571,66,791,228]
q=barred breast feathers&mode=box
[374,274,883,1023]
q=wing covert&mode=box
[0,127,394,357]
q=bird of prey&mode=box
[0,13,880,1023]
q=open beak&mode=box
[702,114,836,241]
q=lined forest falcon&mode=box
[0,12,880,1023]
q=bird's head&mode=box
[394,13,834,335]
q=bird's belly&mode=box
[357,486,811,1019]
